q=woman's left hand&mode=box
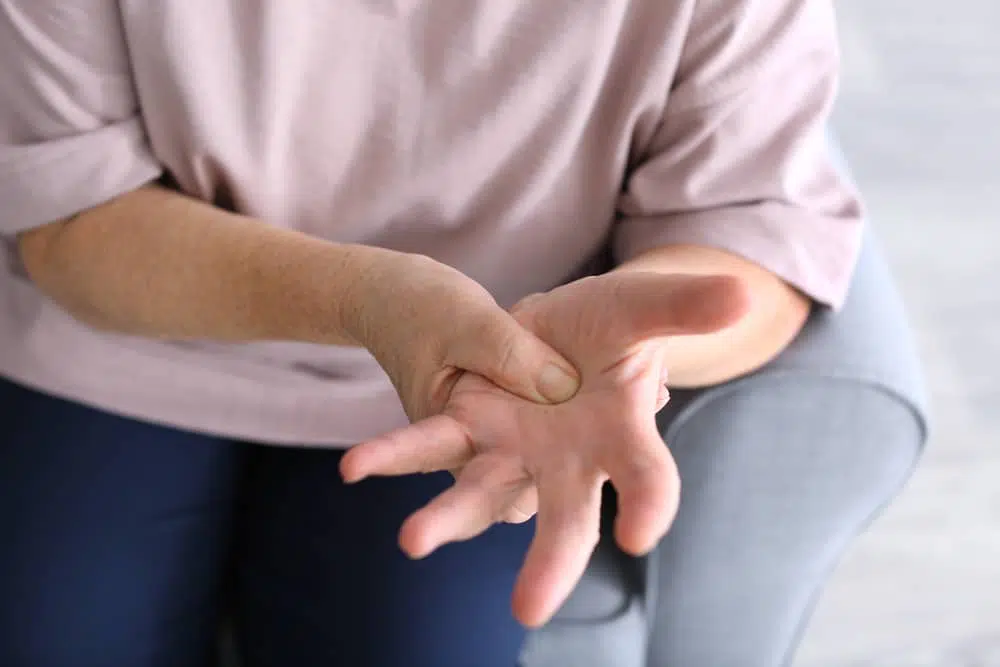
[341,271,747,627]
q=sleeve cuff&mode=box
[613,203,863,310]
[0,118,162,234]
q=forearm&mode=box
[615,244,810,388]
[17,184,381,346]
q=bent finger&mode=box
[399,455,531,558]
[511,466,603,628]
[601,425,680,555]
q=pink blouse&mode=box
[0,0,862,446]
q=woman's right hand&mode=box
[343,250,581,422]
[18,185,577,418]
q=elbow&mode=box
[17,222,67,293]
[17,221,117,331]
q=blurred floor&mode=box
[795,1,1000,665]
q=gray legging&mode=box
[521,233,929,667]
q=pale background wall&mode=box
[795,1,1000,665]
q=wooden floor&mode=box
[795,1,1000,664]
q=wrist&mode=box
[271,241,397,349]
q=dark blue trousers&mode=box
[0,377,533,667]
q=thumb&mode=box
[448,311,580,404]
[613,273,750,344]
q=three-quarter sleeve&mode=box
[0,1,161,234]
[614,0,862,308]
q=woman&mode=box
[0,1,865,665]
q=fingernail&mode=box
[537,364,579,403]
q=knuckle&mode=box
[445,309,517,366]
[473,318,524,380]
[494,333,522,380]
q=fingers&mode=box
[615,273,751,344]
[511,466,603,628]
[601,424,680,556]
[399,455,531,558]
[340,415,473,483]
[448,312,580,404]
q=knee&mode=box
[645,377,927,666]
[661,374,927,516]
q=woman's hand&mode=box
[345,251,581,422]
[341,271,749,626]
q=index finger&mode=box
[340,414,473,483]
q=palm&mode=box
[342,272,745,626]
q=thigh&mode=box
[646,378,923,666]
[234,446,534,667]
[0,378,241,667]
